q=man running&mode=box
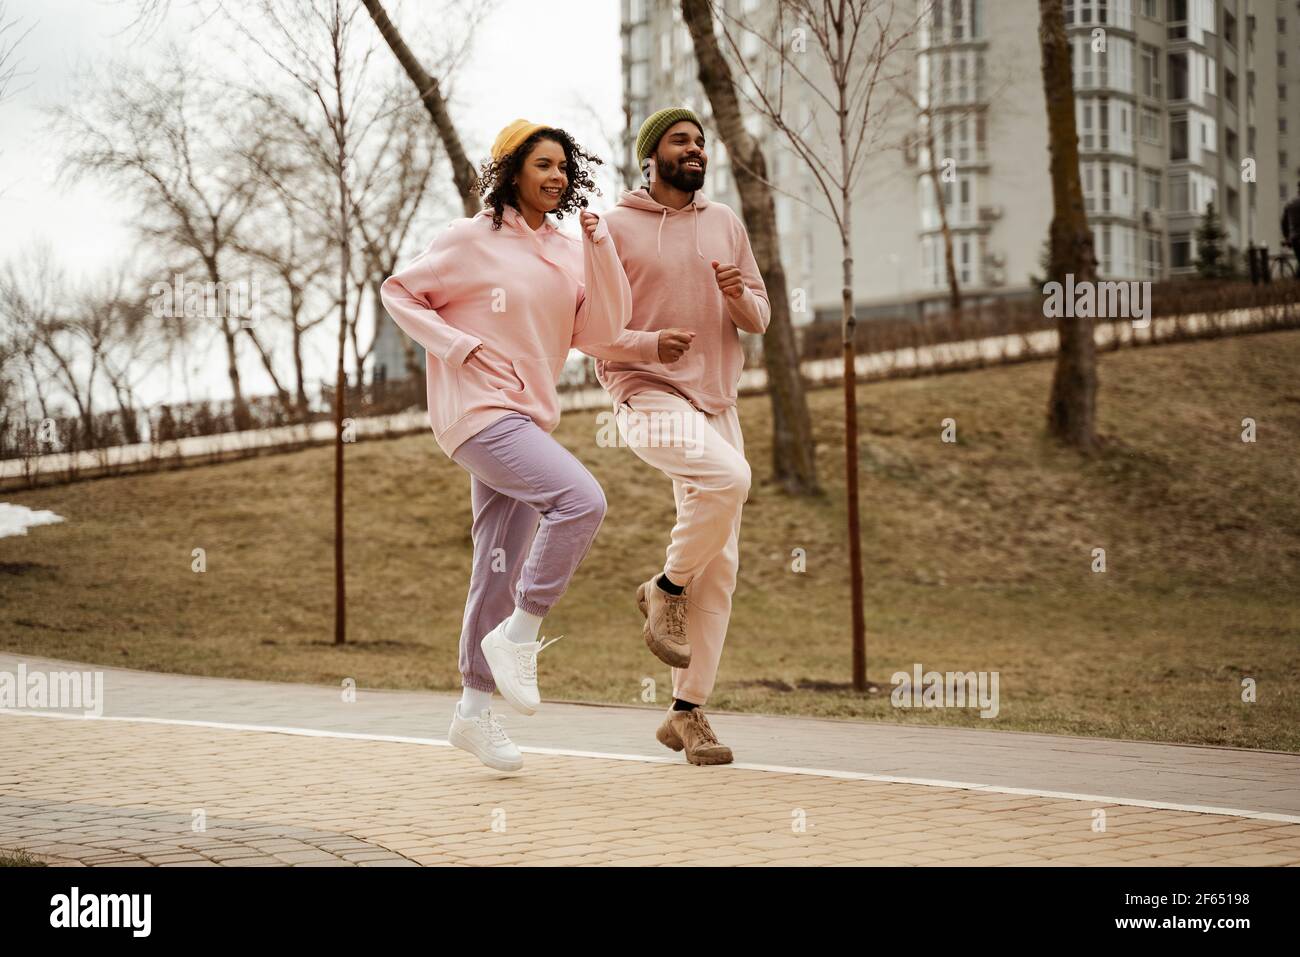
[579,107,770,765]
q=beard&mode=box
[657,155,705,192]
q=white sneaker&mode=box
[447,704,523,772]
[480,619,565,716]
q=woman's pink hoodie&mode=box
[380,204,633,457]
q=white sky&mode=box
[0,0,625,408]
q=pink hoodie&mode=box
[381,204,633,457]
[578,188,770,414]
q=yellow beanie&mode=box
[490,119,550,162]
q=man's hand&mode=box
[580,210,602,242]
[711,260,745,299]
[657,328,695,363]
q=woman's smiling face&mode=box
[514,137,569,217]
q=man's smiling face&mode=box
[652,120,707,192]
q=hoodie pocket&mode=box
[428,356,464,431]
[503,355,562,432]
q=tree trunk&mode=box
[680,0,820,497]
[924,117,962,315]
[243,325,295,418]
[360,0,480,217]
[219,317,251,431]
[1038,0,1098,451]
[836,16,867,692]
[290,285,310,418]
[841,215,866,692]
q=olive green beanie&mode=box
[636,107,704,163]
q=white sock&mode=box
[503,607,544,645]
[458,687,493,718]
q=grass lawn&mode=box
[3,330,1298,750]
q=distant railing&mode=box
[4,279,1298,490]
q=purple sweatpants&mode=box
[450,412,607,693]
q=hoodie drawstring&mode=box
[654,202,705,261]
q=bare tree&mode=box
[1038,0,1098,451]
[899,8,962,314]
[76,265,165,445]
[346,90,445,383]
[235,0,381,646]
[233,95,338,417]
[680,0,820,498]
[706,0,918,691]
[57,57,269,431]
[1,247,102,446]
[359,0,488,216]
[0,1,33,105]
[0,245,63,429]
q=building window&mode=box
[926,0,985,44]
[1169,114,1188,160]
[1142,168,1161,209]
[1168,52,1188,101]
[1170,232,1192,269]
[1140,106,1161,144]
[1169,172,1190,212]
[1068,0,1111,26]
[1140,44,1161,99]
[1079,100,1095,149]
[1143,233,1162,279]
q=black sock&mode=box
[657,573,684,596]
[672,698,698,712]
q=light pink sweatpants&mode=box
[614,389,750,706]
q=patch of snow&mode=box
[0,503,65,538]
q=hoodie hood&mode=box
[615,187,710,259]
[474,203,582,285]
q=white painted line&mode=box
[5,709,1299,825]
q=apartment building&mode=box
[1278,0,1300,214]
[619,0,1290,323]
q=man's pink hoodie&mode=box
[381,204,632,457]
[578,188,770,413]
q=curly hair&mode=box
[476,128,603,230]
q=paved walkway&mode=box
[2,653,1298,867]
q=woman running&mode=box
[380,120,633,772]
